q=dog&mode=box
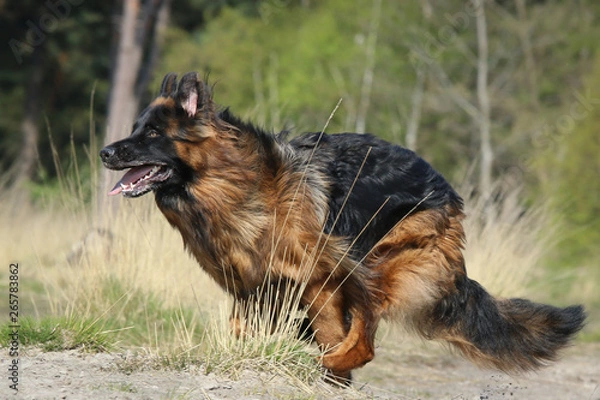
[100,72,586,382]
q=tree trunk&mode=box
[98,0,170,220]
[405,68,424,151]
[13,46,44,192]
[474,0,493,202]
[515,0,539,109]
[105,0,144,146]
[268,53,280,130]
[355,0,381,133]
[98,0,143,219]
[135,0,172,105]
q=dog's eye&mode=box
[148,130,159,138]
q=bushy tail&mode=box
[427,275,586,372]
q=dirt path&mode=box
[3,343,599,399]
[355,341,600,399]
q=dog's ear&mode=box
[175,72,232,139]
[176,72,215,120]
[160,73,178,97]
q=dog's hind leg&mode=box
[368,206,466,329]
[303,281,378,382]
[319,309,377,373]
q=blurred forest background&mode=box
[1,0,599,280]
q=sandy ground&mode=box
[2,342,599,400]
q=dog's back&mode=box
[290,132,462,259]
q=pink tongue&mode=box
[108,165,155,196]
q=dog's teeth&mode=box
[142,166,158,181]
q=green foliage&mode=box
[155,0,600,185]
[546,59,600,266]
[2,0,600,314]
[0,1,112,176]
[158,1,422,135]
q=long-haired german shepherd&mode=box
[100,72,585,382]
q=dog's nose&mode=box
[99,146,115,162]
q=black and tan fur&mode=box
[100,72,586,382]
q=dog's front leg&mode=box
[229,300,248,338]
[229,285,288,337]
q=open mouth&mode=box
[108,165,172,197]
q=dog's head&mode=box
[100,72,227,198]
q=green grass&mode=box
[0,314,113,352]
[88,277,208,349]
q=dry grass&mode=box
[461,184,552,298]
[202,288,321,382]
[0,154,586,393]
[64,196,224,313]
[1,179,325,383]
